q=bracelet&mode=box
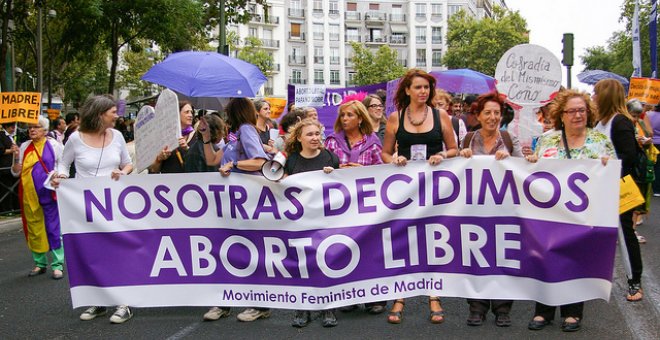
[203,140,211,144]
[233,160,238,169]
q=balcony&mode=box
[389,14,406,23]
[250,14,280,25]
[264,87,274,95]
[313,8,323,14]
[432,37,442,44]
[390,35,407,44]
[314,77,324,84]
[289,78,307,85]
[432,59,442,67]
[345,58,354,67]
[288,8,305,18]
[416,36,426,44]
[329,56,340,65]
[329,33,340,41]
[313,32,324,40]
[266,63,280,73]
[396,59,408,67]
[345,11,361,22]
[345,35,361,42]
[365,35,387,44]
[288,32,306,41]
[288,55,306,65]
[314,56,324,64]
[260,39,280,49]
[329,9,339,15]
[365,11,386,26]
[431,13,443,20]
[330,77,341,85]
[416,60,427,67]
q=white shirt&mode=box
[58,129,132,178]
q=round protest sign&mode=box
[495,44,562,107]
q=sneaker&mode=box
[80,306,107,321]
[237,308,271,322]
[203,307,231,321]
[109,305,133,324]
[654,193,660,197]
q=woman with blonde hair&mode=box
[324,99,382,168]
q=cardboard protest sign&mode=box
[627,77,660,105]
[264,97,287,120]
[0,92,42,124]
[495,44,562,146]
[134,89,181,173]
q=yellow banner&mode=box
[264,97,287,120]
[0,92,42,124]
[628,77,660,105]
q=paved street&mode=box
[1,198,659,339]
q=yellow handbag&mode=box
[620,175,645,214]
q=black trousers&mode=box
[653,144,660,194]
[467,299,512,316]
[620,209,643,283]
[534,302,583,321]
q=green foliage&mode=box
[444,6,529,76]
[580,0,654,78]
[202,0,269,28]
[350,42,407,85]
[117,42,162,100]
[236,36,274,76]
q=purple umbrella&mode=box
[142,51,267,97]
[430,68,496,94]
[577,70,629,87]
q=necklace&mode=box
[407,106,428,126]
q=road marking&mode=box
[165,322,201,340]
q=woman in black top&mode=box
[593,79,644,302]
[284,118,339,328]
[381,69,458,325]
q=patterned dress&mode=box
[534,129,616,160]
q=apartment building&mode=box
[227,1,506,97]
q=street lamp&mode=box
[36,0,43,96]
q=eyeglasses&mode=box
[563,108,587,116]
[368,104,384,109]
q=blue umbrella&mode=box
[142,51,267,97]
[430,68,496,94]
[577,70,629,87]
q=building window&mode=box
[346,28,360,41]
[330,70,340,85]
[416,3,426,18]
[329,1,339,15]
[290,23,301,38]
[369,3,379,10]
[330,47,340,65]
[314,69,324,84]
[416,26,426,44]
[416,49,426,67]
[432,49,442,66]
[431,4,443,18]
[313,23,324,40]
[449,5,462,16]
[432,27,442,44]
[369,29,383,42]
[292,69,303,84]
[329,24,340,41]
[347,72,357,85]
[249,27,258,37]
[313,0,323,13]
[391,33,406,44]
[314,47,324,64]
[347,2,357,11]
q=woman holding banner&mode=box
[52,94,134,324]
[381,69,458,324]
[324,97,383,169]
[10,116,64,280]
[526,89,615,332]
[593,79,645,303]
[284,118,339,327]
[206,98,270,323]
[148,100,195,173]
[458,91,521,327]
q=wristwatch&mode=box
[233,160,238,169]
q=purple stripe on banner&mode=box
[63,216,616,288]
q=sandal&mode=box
[387,300,405,324]
[626,283,644,302]
[429,297,445,324]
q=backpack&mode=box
[462,130,513,154]
[632,144,654,184]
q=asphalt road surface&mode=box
[1,198,659,339]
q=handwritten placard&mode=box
[627,77,660,105]
[0,92,42,124]
[134,89,181,173]
[294,85,326,107]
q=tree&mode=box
[581,0,654,77]
[350,42,406,85]
[236,36,273,76]
[117,42,162,100]
[444,6,529,76]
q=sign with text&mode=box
[134,89,181,173]
[627,77,660,105]
[58,157,620,309]
[0,92,42,124]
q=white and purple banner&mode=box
[58,157,621,309]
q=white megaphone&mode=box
[261,152,287,181]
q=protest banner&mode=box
[133,89,181,173]
[0,92,42,125]
[264,97,287,120]
[58,157,620,309]
[495,44,562,146]
[288,83,387,129]
[627,77,660,105]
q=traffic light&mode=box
[562,33,574,66]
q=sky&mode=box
[505,0,627,91]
